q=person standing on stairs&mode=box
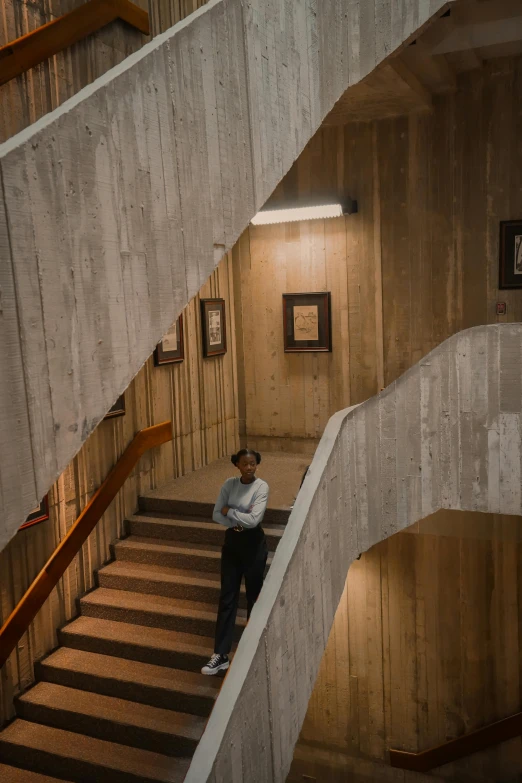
[201,449,269,675]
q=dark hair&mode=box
[231,448,261,466]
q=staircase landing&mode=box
[143,453,309,512]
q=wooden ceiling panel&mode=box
[323,62,433,125]
[322,0,522,126]
[400,42,457,94]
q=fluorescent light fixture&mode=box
[251,202,356,226]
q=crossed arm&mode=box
[212,483,269,529]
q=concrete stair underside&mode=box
[0,497,289,781]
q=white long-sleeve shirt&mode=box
[212,477,269,530]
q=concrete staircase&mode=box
[0,497,289,781]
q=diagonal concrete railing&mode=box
[0,0,452,550]
[187,324,522,783]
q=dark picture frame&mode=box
[283,292,332,352]
[201,299,227,357]
[499,219,522,289]
[20,495,50,531]
[154,315,184,366]
[104,394,126,419]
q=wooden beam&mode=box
[390,711,522,772]
[389,58,433,109]
[402,39,457,94]
[0,421,172,670]
[431,53,458,92]
[419,8,484,70]
[453,0,522,26]
[0,0,149,87]
[432,17,522,55]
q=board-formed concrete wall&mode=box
[187,323,522,783]
[0,0,452,552]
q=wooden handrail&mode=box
[0,0,149,87]
[390,711,522,772]
[0,420,172,669]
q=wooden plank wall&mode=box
[292,516,522,783]
[186,323,522,783]
[148,0,206,41]
[0,256,239,726]
[0,0,208,143]
[235,58,522,449]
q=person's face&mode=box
[237,454,257,481]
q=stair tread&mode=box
[128,513,285,536]
[81,587,248,624]
[117,536,222,556]
[40,648,221,698]
[19,682,206,741]
[116,535,274,564]
[0,763,73,782]
[100,559,222,587]
[139,496,291,524]
[61,615,217,656]
[0,720,190,782]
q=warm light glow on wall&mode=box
[251,203,345,225]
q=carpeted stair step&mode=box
[126,514,284,551]
[36,648,220,716]
[113,537,222,573]
[59,616,219,671]
[113,535,273,574]
[0,764,73,782]
[97,560,249,608]
[16,682,205,757]
[0,720,190,783]
[80,587,246,640]
[138,496,291,525]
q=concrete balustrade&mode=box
[0,0,452,551]
[187,323,522,782]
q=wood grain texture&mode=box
[0,256,239,726]
[296,518,522,782]
[389,710,522,772]
[234,58,522,447]
[0,0,208,143]
[0,0,150,87]
[0,0,451,552]
[288,743,448,783]
[186,324,522,783]
[0,421,172,670]
[324,61,435,125]
[0,0,152,144]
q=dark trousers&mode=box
[214,526,268,656]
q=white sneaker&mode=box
[201,653,230,675]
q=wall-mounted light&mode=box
[250,199,358,226]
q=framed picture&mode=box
[20,496,49,531]
[154,316,184,365]
[105,394,125,419]
[283,292,332,352]
[499,219,522,289]
[201,299,227,357]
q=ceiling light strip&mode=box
[250,203,344,225]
